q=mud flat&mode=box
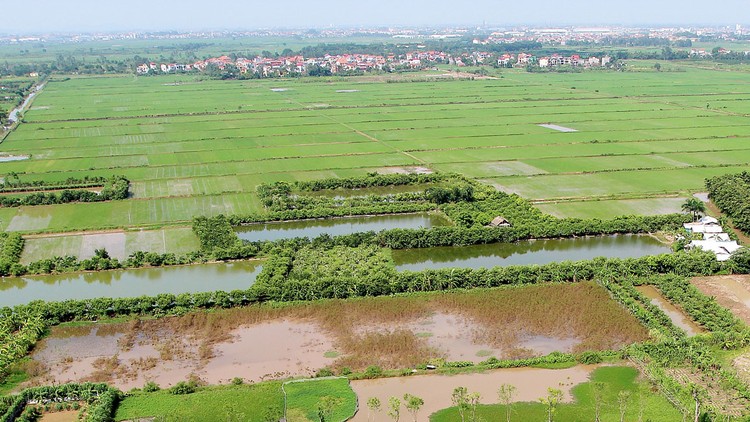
[350,365,596,421]
[636,285,704,335]
[692,275,750,324]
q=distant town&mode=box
[1,24,747,45]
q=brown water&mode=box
[350,365,596,421]
[396,312,579,362]
[31,319,337,390]
[636,285,704,335]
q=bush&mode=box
[169,381,196,395]
[363,365,383,379]
[577,351,604,364]
[315,368,334,378]
[230,377,244,385]
[143,381,160,392]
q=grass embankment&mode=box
[113,378,357,422]
[430,366,681,421]
[114,382,284,421]
[285,378,357,421]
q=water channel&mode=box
[392,234,671,271]
[0,260,261,307]
[636,285,704,335]
[235,213,450,242]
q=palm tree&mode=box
[681,198,707,222]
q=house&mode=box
[686,240,742,261]
[704,232,731,242]
[489,216,511,227]
[684,216,722,234]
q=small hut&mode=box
[489,216,511,227]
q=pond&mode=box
[0,260,261,307]
[235,212,450,242]
[392,234,671,271]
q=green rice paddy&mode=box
[2,66,750,236]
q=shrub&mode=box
[143,381,160,392]
[363,365,383,379]
[169,381,196,395]
[230,377,244,385]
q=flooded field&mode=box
[27,282,646,390]
[0,261,261,307]
[636,285,704,335]
[692,275,750,324]
[235,213,449,242]
[393,234,671,271]
[350,365,596,421]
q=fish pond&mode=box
[235,212,450,242]
[392,234,671,271]
[0,260,261,307]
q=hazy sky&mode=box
[4,0,748,33]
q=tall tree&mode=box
[498,384,517,422]
[681,198,707,221]
[539,388,563,422]
[403,394,424,422]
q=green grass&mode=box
[4,66,750,237]
[430,366,681,421]
[114,382,284,422]
[284,378,357,422]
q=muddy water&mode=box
[32,319,337,391]
[235,213,449,242]
[713,277,750,309]
[0,261,262,307]
[636,285,704,335]
[350,365,596,421]
[400,312,579,362]
[393,234,670,271]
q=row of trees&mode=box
[706,171,750,235]
[0,176,129,208]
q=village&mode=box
[135,50,615,76]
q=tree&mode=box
[388,396,401,422]
[403,394,424,422]
[654,62,661,71]
[498,384,517,422]
[618,390,631,422]
[0,109,7,125]
[681,198,707,221]
[452,387,469,422]
[467,392,481,422]
[591,382,607,422]
[367,397,382,422]
[539,388,563,422]
[317,396,343,422]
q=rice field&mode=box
[2,67,750,234]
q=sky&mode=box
[3,0,748,33]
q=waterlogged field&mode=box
[0,67,749,234]
[27,282,646,390]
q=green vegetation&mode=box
[0,176,129,208]
[431,366,680,421]
[707,171,750,235]
[284,378,357,422]
[114,382,283,422]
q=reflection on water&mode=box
[393,234,671,271]
[235,213,450,242]
[0,261,262,307]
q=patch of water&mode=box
[539,123,578,132]
[636,285,704,335]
